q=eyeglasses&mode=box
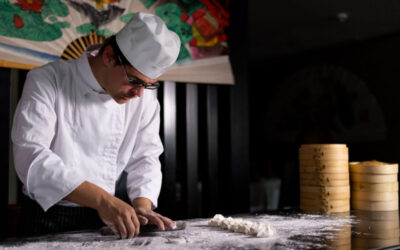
[117,55,160,90]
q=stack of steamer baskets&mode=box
[299,144,350,213]
[350,161,398,211]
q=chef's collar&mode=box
[77,49,107,94]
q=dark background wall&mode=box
[249,1,400,208]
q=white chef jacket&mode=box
[11,50,163,211]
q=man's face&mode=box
[101,47,158,104]
[105,64,156,104]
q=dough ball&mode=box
[167,237,187,244]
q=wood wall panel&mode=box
[185,84,200,218]
[204,85,219,217]
[159,82,178,218]
[0,68,10,238]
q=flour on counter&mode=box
[0,213,354,250]
[208,214,276,237]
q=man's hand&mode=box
[64,181,140,239]
[97,196,140,238]
[133,197,176,231]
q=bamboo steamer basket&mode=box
[300,198,349,207]
[350,160,399,211]
[352,182,398,193]
[300,202,349,213]
[351,191,398,202]
[299,153,348,161]
[300,190,350,200]
[299,144,348,153]
[300,178,349,187]
[352,199,398,211]
[300,172,349,180]
[299,144,348,161]
[300,188,350,213]
[299,144,349,213]
[300,185,350,194]
[299,163,349,174]
[351,173,398,183]
[300,160,349,167]
[300,172,350,186]
[300,191,350,211]
[350,161,398,175]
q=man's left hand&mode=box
[133,197,176,231]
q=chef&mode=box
[11,12,180,238]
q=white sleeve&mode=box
[125,91,163,209]
[11,70,85,211]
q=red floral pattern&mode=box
[13,14,24,28]
[14,0,45,14]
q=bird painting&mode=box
[66,0,125,28]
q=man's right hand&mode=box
[97,195,140,238]
[63,181,140,238]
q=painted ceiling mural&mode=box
[0,0,233,84]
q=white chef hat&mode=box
[116,12,181,79]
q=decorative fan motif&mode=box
[61,31,105,60]
[0,0,234,84]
